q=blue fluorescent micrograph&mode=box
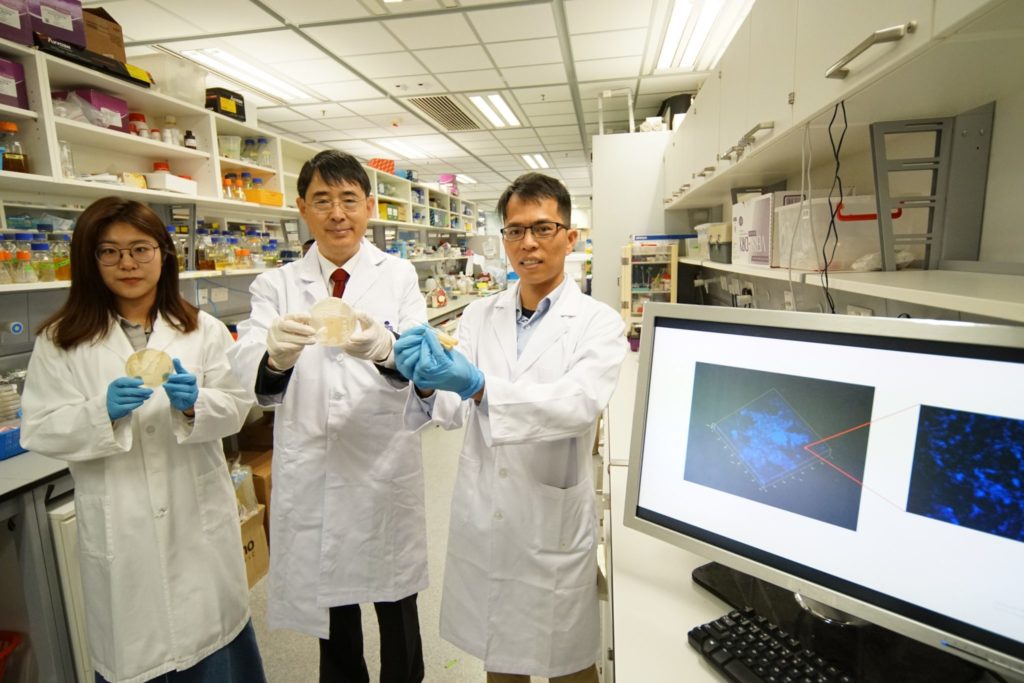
[714,389,832,488]
[907,406,1024,543]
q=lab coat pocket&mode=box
[532,478,595,556]
[195,467,237,535]
[75,494,114,560]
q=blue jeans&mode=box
[95,620,266,683]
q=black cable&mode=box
[822,101,848,314]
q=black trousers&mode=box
[318,593,424,683]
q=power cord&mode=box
[787,123,813,311]
[822,100,848,314]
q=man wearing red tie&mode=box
[228,151,428,682]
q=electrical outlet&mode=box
[728,278,741,295]
[783,290,795,310]
[847,305,873,316]
[211,287,229,303]
[719,276,728,289]
[197,289,209,305]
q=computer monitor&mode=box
[623,303,1024,679]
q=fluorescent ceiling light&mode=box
[533,154,549,169]
[678,0,722,70]
[375,138,428,159]
[180,48,310,103]
[487,94,520,127]
[657,0,692,70]
[470,95,505,128]
[455,174,477,184]
[521,154,539,170]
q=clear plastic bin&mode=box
[774,196,897,271]
[217,135,242,160]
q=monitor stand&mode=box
[691,562,988,683]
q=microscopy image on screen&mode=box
[684,362,875,530]
[907,406,1024,543]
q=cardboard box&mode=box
[0,57,29,110]
[28,0,84,48]
[240,503,268,588]
[205,87,246,122]
[0,0,33,46]
[237,412,274,452]
[82,7,123,63]
[731,194,773,267]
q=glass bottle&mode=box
[241,172,254,190]
[222,177,234,199]
[53,234,71,281]
[183,130,197,149]
[0,237,12,284]
[195,228,215,270]
[58,139,76,178]
[261,244,278,269]
[255,137,272,167]
[226,237,241,268]
[241,138,257,162]
[30,242,55,282]
[234,178,247,201]
[0,121,29,173]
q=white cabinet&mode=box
[744,0,797,149]
[687,73,721,188]
[715,15,750,169]
[791,0,933,123]
[933,0,991,36]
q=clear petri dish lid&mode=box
[125,349,173,388]
[310,298,358,346]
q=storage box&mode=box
[82,7,123,63]
[731,194,773,266]
[0,0,33,45]
[774,196,890,271]
[143,172,198,196]
[28,0,84,48]
[0,57,28,110]
[34,32,152,88]
[0,424,26,461]
[131,52,206,104]
[240,504,268,588]
[70,87,128,131]
[243,188,283,207]
[205,87,245,121]
[239,449,272,543]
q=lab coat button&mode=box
[498,468,508,479]
[145,425,156,435]
[493,511,503,520]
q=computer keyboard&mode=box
[688,607,855,683]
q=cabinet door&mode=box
[663,125,691,201]
[933,0,995,36]
[745,0,797,150]
[792,0,934,123]
[716,15,750,170]
[688,74,721,187]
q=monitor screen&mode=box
[623,303,1024,678]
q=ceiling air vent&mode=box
[406,96,480,131]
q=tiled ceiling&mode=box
[95,0,711,208]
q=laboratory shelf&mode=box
[218,157,277,176]
[0,102,37,120]
[0,279,70,293]
[409,256,469,263]
[1,201,86,212]
[679,257,815,283]
[631,259,672,265]
[55,118,211,160]
[377,194,409,204]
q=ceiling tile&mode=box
[329,140,389,157]
[538,134,583,146]
[303,22,405,57]
[479,156,529,171]
[522,100,576,116]
[161,0,280,32]
[304,129,357,142]
[565,0,654,33]
[543,141,583,152]
[269,58,357,84]
[257,107,309,123]
[502,140,545,153]
[450,131,498,143]
[575,56,642,82]
[512,85,573,104]
[576,78,637,99]
[493,129,540,141]
[274,119,331,133]
[310,81,385,100]
[223,32,326,64]
[99,1,203,41]
[384,14,478,49]
[436,69,506,92]
[373,75,447,96]
[257,0,370,24]
[459,142,508,155]
[468,4,557,42]
[344,52,426,79]
[345,127,399,139]
[414,45,491,73]
[571,29,648,61]
[559,167,591,179]
[486,38,562,68]
[526,113,578,127]
[536,125,581,138]
[501,63,567,88]
[291,103,355,119]
[342,99,407,116]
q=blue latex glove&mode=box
[107,376,153,421]
[394,325,432,381]
[163,358,199,412]
[413,329,484,400]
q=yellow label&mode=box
[219,97,237,114]
[125,64,152,83]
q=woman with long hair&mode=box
[20,197,265,683]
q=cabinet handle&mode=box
[739,121,775,146]
[697,166,716,177]
[825,21,917,79]
[719,144,745,161]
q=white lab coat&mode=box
[405,280,627,677]
[227,241,428,638]
[20,311,253,683]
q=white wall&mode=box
[591,131,671,310]
[980,87,1024,262]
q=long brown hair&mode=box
[38,197,199,349]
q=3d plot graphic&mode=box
[685,363,875,530]
[907,406,1024,543]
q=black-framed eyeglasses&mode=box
[500,221,568,242]
[96,243,161,266]
[308,197,366,214]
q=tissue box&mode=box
[0,0,32,45]
[28,0,84,48]
[0,58,28,109]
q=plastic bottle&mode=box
[30,242,54,282]
[163,115,180,146]
[255,137,272,167]
[128,113,149,137]
[53,234,71,281]
[0,121,29,173]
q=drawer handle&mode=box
[836,201,903,221]
[826,21,917,79]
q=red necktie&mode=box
[330,268,349,298]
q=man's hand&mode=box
[413,329,484,400]
[267,313,316,370]
[340,311,394,363]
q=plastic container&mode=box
[127,112,149,136]
[31,242,55,281]
[774,196,892,271]
[217,135,241,160]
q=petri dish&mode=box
[310,298,357,346]
[125,349,174,387]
